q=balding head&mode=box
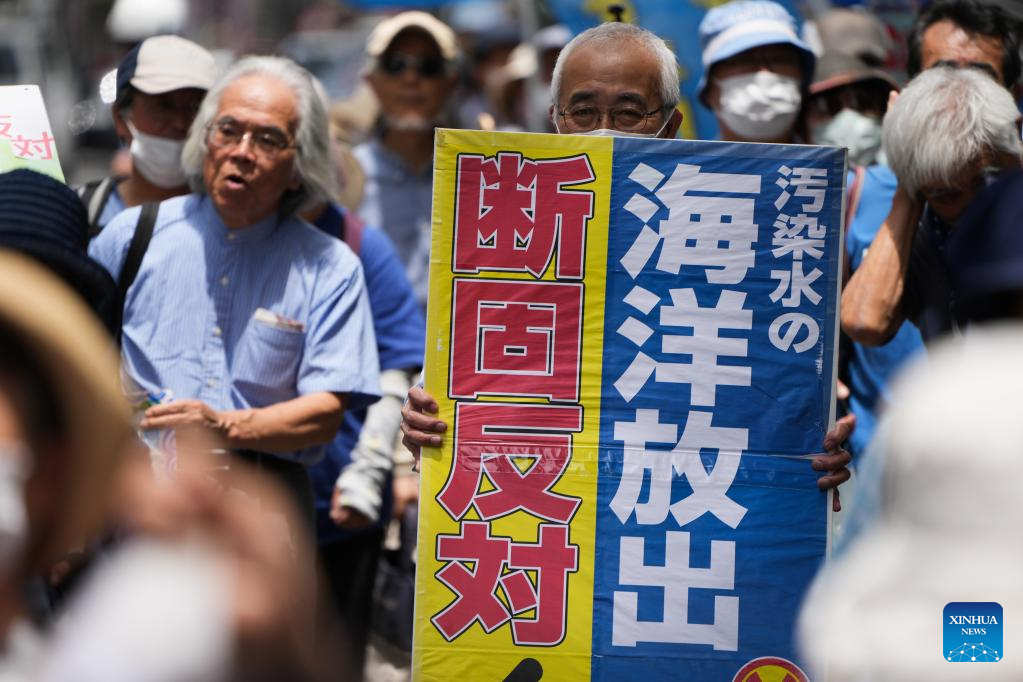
[549,23,680,137]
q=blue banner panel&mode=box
[592,137,845,681]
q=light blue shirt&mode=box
[845,166,924,456]
[353,138,433,310]
[98,184,127,228]
[89,194,381,464]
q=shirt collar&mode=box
[198,194,281,244]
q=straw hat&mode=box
[0,250,133,564]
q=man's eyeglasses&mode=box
[557,104,666,133]
[207,118,298,158]
[379,52,447,79]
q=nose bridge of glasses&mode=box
[213,120,288,156]
[561,106,620,132]
[596,108,618,129]
[211,126,255,157]
[221,128,257,155]
[238,129,259,150]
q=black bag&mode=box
[370,504,416,652]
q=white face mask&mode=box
[811,108,883,167]
[715,71,802,142]
[127,122,188,189]
[0,443,31,577]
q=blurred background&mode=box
[0,0,1000,185]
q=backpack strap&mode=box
[76,176,123,237]
[75,178,100,204]
[117,201,159,309]
[340,208,365,257]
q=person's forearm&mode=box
[336,368,415,521]
[220,392,345,454]
[841,186,921,346]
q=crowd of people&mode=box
[0,0,1020,679]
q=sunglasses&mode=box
[808,82,891,118]
[380,52,447,78]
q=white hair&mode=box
[549,23,680,120]
[883,66,1023,195]
[182,55,338,217]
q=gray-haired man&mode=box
[89,56,381,521]
[841,67,1023,345]
[400,21,854,508]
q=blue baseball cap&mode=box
[697,0,815,103]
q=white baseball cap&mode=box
[366,12,458,62]
[116,35,216,100]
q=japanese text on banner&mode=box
[609,162,762,651]
[432,150,595,647]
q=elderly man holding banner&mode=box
[401,20,853,499]
[401,14,855,682]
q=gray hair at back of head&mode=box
[550,23,680,117]
[883,67,1023,195]
[181,55,339,217]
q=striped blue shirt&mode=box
[353,138,433,310]
[89,194,381,464]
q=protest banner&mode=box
[0,85,63,180]
[416,129,845,681]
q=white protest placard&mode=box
[0,85,63,180]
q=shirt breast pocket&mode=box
[233,320,305,402]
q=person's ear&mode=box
[111,105,132,145]
[661,108,683,139]
[993,141,1023,171]
[364,69,382,97]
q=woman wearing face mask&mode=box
[697,0,816,145]
[807,53,898,168]
[806,53,921,473]
[77,35,216,234]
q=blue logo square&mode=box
[944,602,1002,662]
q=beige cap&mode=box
[810,52,899,96]
[816,8,892,67]
[0,250,134,565]
[119,35,217,98]
[366,11,458,62]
